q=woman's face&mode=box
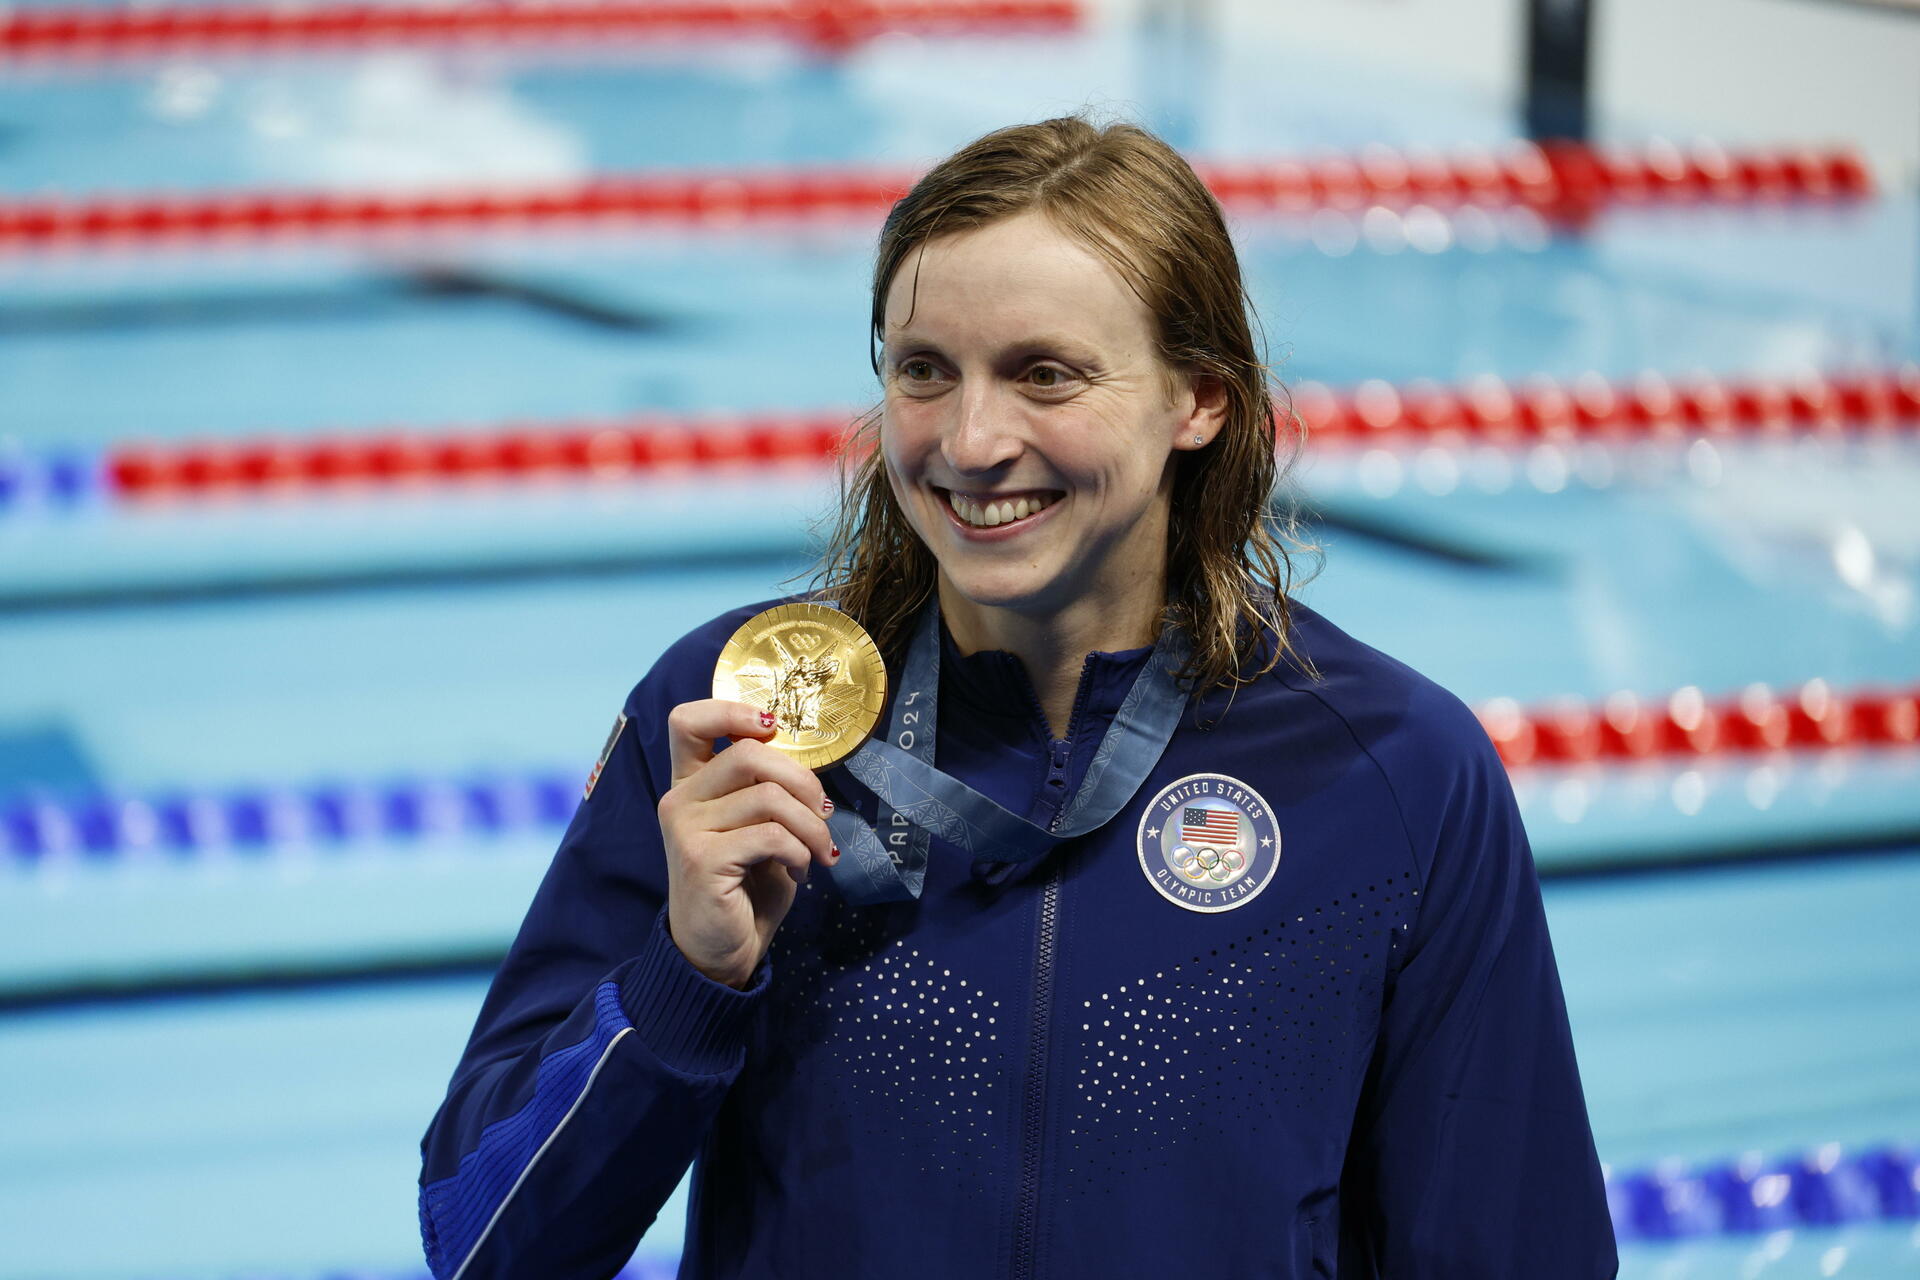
[879,209,1221,624]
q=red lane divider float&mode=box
[1194,139,1872,220]
[0,0,1081,60]
[93,366,1918,504]
[1480,680,1920,769]
[1291,367,1920,446]
[0,142,1873,256]
[104,412,856,498]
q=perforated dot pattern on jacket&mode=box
[1060,876,1418,1197]
[769,887,1014,1185]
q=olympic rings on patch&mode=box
[1171,844,1247,884]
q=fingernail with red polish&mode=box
[759,711,776,729]
[830,846,841,861]
[822,797,834,815]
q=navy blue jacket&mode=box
[419,595,1617,1278]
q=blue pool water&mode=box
[2,4,1917,1277]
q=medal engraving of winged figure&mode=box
[771,652,840,735]
[733,629,867,743]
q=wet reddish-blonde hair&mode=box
[809,114,1313,697]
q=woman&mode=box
[418,117,1617,1279]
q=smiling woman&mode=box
[418,115,1618,1280]
[825,119,1305,737]
[872,209,1219,735]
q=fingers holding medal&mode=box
[656,604,885,989]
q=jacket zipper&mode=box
[1012,740,1072,1278]
[1011,657,1101,1279]
[1011,866,1060,1279]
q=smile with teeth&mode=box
[944,489,1061,529]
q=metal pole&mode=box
[1525,0,1593,141]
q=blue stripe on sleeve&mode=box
[421,980,633,1276]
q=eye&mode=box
[1024,363,1077,394]
[896,357,947,389]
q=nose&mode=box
[941,379,1023,477]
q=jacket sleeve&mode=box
[1339,690,1618,1278]
[417,653,767,1279]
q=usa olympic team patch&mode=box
[1136,773,1280,913]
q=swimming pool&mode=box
[2,3,1917,1276]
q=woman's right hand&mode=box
[658,699,839,989]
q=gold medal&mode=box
[712,602,887,772]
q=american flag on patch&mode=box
[1181,806,1239,844]
[584,712,628,801]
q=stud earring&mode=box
[1192,434,1206,445]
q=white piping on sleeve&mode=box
[449,1025,634,1280]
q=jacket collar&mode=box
[936,612,1156,750]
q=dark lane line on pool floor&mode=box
[1311,506,1557,573]
[0,947,505,1018]
[0,542,815,618]
[1540,829,1920,884]
[0,514,1542,620]
[0,264,683,336]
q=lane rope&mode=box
[0,412,851,512]
[1480,680,1920,769]
[2,367,1912,515]
[1608,1142,1920,1242]
[0,679,1912,864]
[0,142,1874,257]
[1291,367,1920,447]
[2,770,582,861]
[0,0,1082,59]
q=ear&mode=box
[1172,370,1230,451]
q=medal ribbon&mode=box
[824,599,1192,904]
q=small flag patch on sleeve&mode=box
[584,712,628,800]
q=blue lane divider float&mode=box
[155,1264,679,1280]
[1608,1143,1919,1242]
[0,445,100,514]
[1,771,582,862]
